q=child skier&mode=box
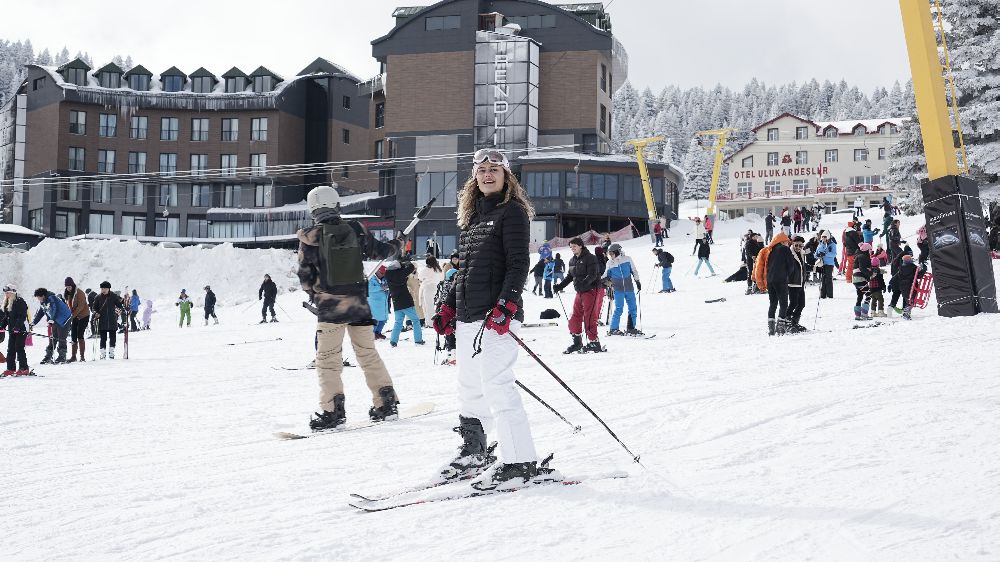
[176,290,193,327]
[602,244,642,336]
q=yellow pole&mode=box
[705,130,729,216]
[626,136,664,222]
[899,0,959,179]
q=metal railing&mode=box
[717,184,890,201]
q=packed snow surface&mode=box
[2,203,999,560]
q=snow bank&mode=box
[0,238,300,307]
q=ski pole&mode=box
[508,331,643,465]
[646,268,656,294]
[812,293,821,331]
[516,379,581,433]
[637,288,643,332]
[275,301,293,321]
[555,290,569,320]
[365,199,435,279]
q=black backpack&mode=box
[318,222,364,290]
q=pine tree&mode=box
[948,0,1000,183]
[884,114,927,215]
[36,48,52,65]
[680,138,715,200]
[55,47,70,65]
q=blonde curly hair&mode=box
[456,167,535,229]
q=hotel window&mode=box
[191,184,211,207]
[128,74,150,91]
[155,217,179,237]
[251,153,267,176]
[88,212,114,235]
[130,116,147,139]
[767,152,778,166]
[853,126,867,136]
[64,178,81,201]
[128,152,147,174]
[98,71,120,88]
[824,149,839,163]
[190,154,208,176]
[252,75,274,93]
[191,118,209,141]
[159,153,177,176]
[99,114,117,137]
[187,218,209,238]
[68,147,85,171]
[251,117,268,141]
[162,75,184,92]
[736,182,752,195]
[764,180,780,195]
[255,184,272,207]
[64,68,87,86]
[374,140,384,161]
[221,154,238,177]
[192,76,214,93]
[342,128,351,144]
[821,177,838,187]
[506,15,556,29]
[767,128,779,141]
[878,147,886,160]
[375,103,385,128]
[792,179,808,194]
[97,150,115,173]
[30,209,44,232]
[795,126,808,140]
[600,64,607,92]
[223,184,242,207]
[93,181,111,204]
[342,95,352,109]
[225,77,246,93]
[160,117,179,141]
[417,171,459,207]
[122,215,146,236]
[126,183,145,206]
[854,148,869,161]
[741,156,753,168]
[792,151,806,165]
[33,76,45,90]
[159,184,177,207]
[824,128,838,138]
[55,210,79,238]
[425,15,461,30]
[525,172,561,198]
[222,118,239,141]
[600,104,607,134]
[69,110,86,135]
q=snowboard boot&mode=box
[583,340,605,353]
[563,334,584,354]
[440,416,497,481]
[310,394,347,431]
[607,328,624,336]
[68,342,78,363]
[768,319,776,336]
[109,347,116,360]
[369,386,399,421]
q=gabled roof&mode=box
[95,62,124,75]
[123,64,152,78]
[189,67,217,80]
[751,112,819,133]
[56,58,91,72]
[221,66,249,79]
[249,65,283,80]
[815,118,905,136]
[160,66,188,79]
[296,57,358,81]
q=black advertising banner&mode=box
[921,175,999,317]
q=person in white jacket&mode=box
[689,216,705,255]
[418,255,445,323]
[854,195,865,217]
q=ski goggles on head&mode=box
[473,149,510,171]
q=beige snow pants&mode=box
[316,322,394,412]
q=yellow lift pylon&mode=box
[694,128,736,218]
[625,136,665,226]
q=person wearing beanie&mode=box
[601,244,642,336]
[91,282,125,359]
[297,184,404,431]
[786,236,809,333]
[366,265,389,340]
[869,257,887,317]
[1,285,32,375]
[814,230,837,298]
[63,277,90,362]
[889,254,919,319]
[258,275,278,323]
[652,247,676,293]
[30,287,72,364]
[851,242,875,320]
[175,289,193,327]
[128,289,141,332]
[203,286,218,326]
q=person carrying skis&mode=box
[176,290,193,327]
[384,259,425,347]
[852,242,875,321]
[815,230,837,299]
[602,244,642,336]
[786,236,808,333]
[30,287,72,364]
[63,277,89,362]
[542,257,555,299]
[553,238,604,353]
[764,211,776,243]
[296,184,404,431]
[92,281,126,359]
[753,231,793,336]
[258,274,278,323]
[203,286,218,325]
[430,149,552,487]
[1,285,32,376]
[652,247,675,293]
[694,237,716,276]
[367,265,390,340]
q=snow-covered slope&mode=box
[2,204,999,560]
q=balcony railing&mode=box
[717,184,889,201]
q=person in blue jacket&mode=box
[815,230,838,299]
[30,287,72,364]
[861,220,880,245]
[542,257,556,298]
[367,265,390,340]
[538,242,552,261]
[129,289,141,332]
[601,244,642,336]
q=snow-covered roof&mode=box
[516,151,685,177]
[814,118,906,135]
[0,224,45,237]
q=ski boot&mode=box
[472,454,560,491]
[213,318,219,325]
[100,349,107,360]
[768,319,776,336]
[270,316,279,323]
[369,386,399,422]
[789,317,807,333]
[853,306,864,321]
[583,340,606,353]
[563,334,583,354]
[440,416,497,481]
[775,318,790,336]
[625,328,644,337]
[310,394,347,431]
[259,318,268,324]
[40,354,53,365]
[1,370,14,377]
[15,369,33,377]
[109,348,116,360]
[606,328,624,336]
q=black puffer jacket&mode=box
[446,194,529,323]
[385,261,416,310]
[766,243,794,287]
[91,292,125,332]
[556,248,601,293]
[259,279,277,302]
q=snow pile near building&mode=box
[0,238,300,306]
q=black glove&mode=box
[553,281,566,293]
[635,279,642,291]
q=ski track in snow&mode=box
[2,205,999,560]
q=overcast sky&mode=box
[8,0,911,93]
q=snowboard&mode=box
[705,298,727,303]
[274,402,436,440]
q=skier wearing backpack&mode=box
[652,248,675,292]
[602,244,642,336]
[297,184,404,431]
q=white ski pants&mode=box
[455,320,538,464]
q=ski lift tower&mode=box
[694,128,736,220]
[625,136,665,236]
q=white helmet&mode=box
[307,185,340,214]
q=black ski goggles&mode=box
[473,149,510,171]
